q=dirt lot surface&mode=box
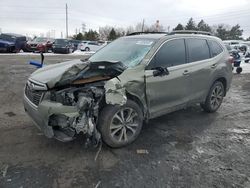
[0,54,250,188]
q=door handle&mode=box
[211,63,217,68]
[183,70,189,76]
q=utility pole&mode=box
[141,19,145,32]
[66,3,68,38]
[82,23,86,33]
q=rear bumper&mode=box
[53,48,68,54]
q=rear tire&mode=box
[201,81,225,113]
[85,47,90,51]
[236,67,242,74]
[98,100,143,148]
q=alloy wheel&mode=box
[210,85,223,110]
[110,107,139,143]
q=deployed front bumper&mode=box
[23,94,54,138]
[23,91,79,141]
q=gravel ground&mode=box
[0,54,250,188]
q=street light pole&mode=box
[66,3,68,38]
[142,19,145,32]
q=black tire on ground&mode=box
[236,67,242,74]
[98,100,143,148]
[201,81,225,113]
[85,47,90,51]
[8,46,15,53]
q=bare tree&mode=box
[99,26,113,40]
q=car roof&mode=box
[124,33,221,42]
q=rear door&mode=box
[185,38,219,102]
[145,38,192,118]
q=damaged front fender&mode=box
[104,64,148,117]
[104,78,127,106]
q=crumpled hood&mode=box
[29,59,127,89]
[0,39,15,46]
[30,59,88,88]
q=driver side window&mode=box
[149,39,186,68]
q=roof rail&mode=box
[170,30,212,36]
[127,32,168,36]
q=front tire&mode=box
[98,100,143,148]
[201,81,225,113]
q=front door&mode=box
[145,38,191,118]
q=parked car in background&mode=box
[24,31,233,148]
[0,33,26,53]
[79,41,107,52]
[25,37,54,53]
[52,39,74,54]
[242,41,250,47]
[225,44,234,53]
[70,39,82,51]
[223,40,243,50]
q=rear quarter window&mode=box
[186,38,210,62]
[208,40,223,57]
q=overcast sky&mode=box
[0,0,250,38]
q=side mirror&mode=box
[152,67,169,77]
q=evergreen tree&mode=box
[174,23,184,30]
[229,24,243,40]
[83,29,99,41]
[215,24,229,40]
[197,20,211,32]
[185,18,197,30]
[108,28,117,41]
[73,33,84,40]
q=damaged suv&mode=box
[23,31,233,147]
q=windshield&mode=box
[33,37,48,43]
[89,37,156,68]
[0,34,16,42]
[55,39,69,45]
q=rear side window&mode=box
[152,39,186,68]
[208,40,223,57]
[186,38,210,62]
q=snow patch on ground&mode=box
[240,59,250,74]
[72,50,95,55]
[0,50,95,56]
